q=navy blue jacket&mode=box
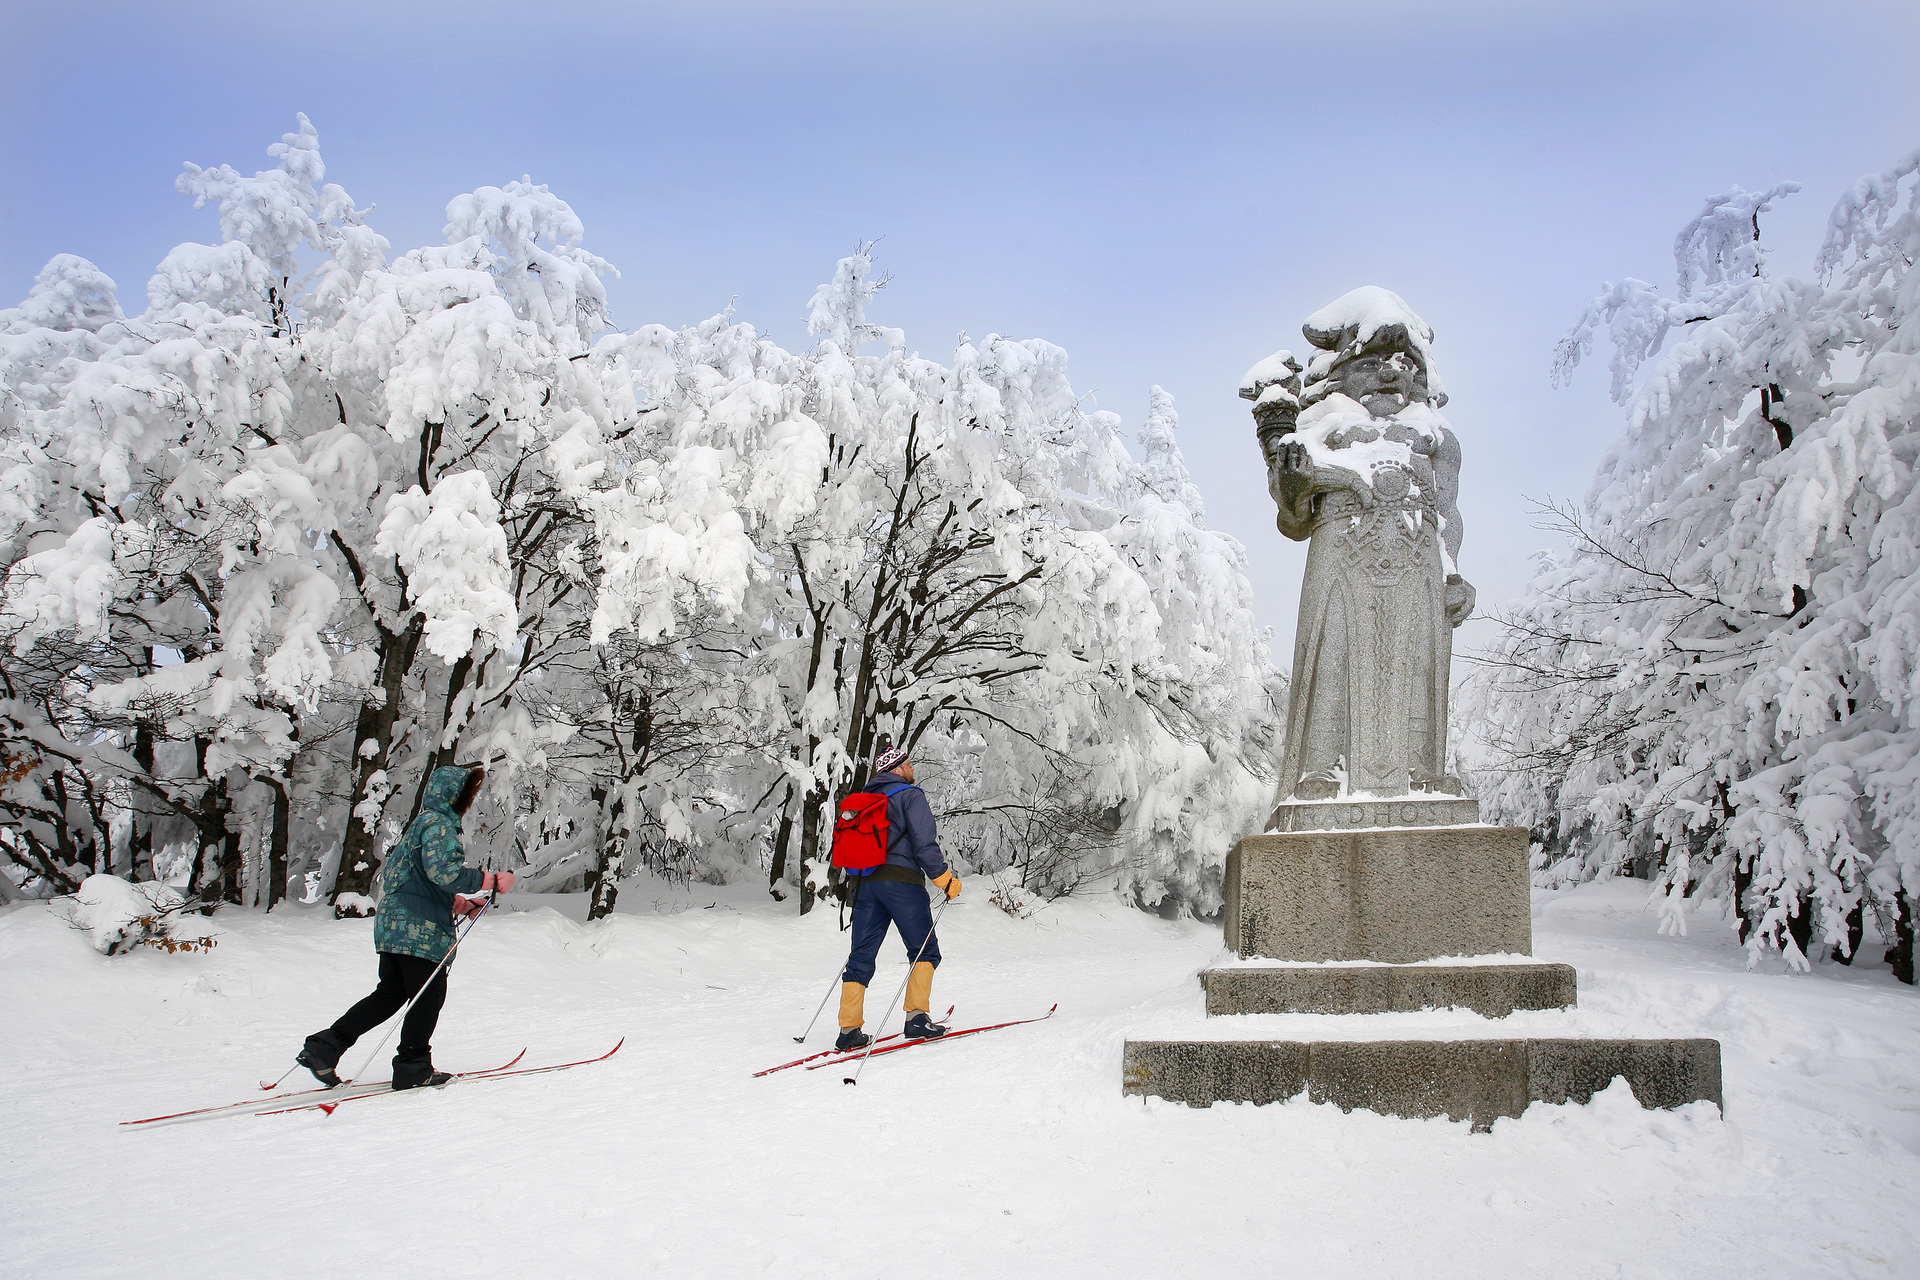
[863,771,948,880]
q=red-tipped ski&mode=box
[122,1049,528,1129]
[271,1039,626,1117]
[753,1007,954,1077]
[813,1005,1058,1076]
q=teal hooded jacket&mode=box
[373,766,487,962]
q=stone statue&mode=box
[1240,287,1476,807]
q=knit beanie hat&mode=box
[875,744,908,774]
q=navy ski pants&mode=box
[843,878,941,986]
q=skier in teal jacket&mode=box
[298,764,514,1090]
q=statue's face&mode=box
[1338,350,1428,418]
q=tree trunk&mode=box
[1732,855,1754,944]
[587,833,624,921]
[219,814,244,906]
[1831,899,1865,965]
[130,721,155,880]
[1784,891,1814,961]
[1889,894,1914,986]
[331,615,425,911]
[584,784,623,921]
[265,777,291,910]
[796,788,825,916]
[186,740,234,914]
[767,783,794,900]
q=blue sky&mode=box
[5,0,1917,654]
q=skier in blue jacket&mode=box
[836,744,961,1051]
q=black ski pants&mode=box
[314,952,449,1070]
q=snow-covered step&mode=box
[1121,1037,1723,1130]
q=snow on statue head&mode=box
[1238,286,1449,460]
[1301,285,1446,414]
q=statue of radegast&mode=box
[1121,297,1722,1122]
[1120,286,1723,1119]
[1240,287,1477,810]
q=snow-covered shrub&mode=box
[1469,147,1920,979]
[59,873,211,956]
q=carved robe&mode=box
[1278,457,1451,799]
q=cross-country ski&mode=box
[805,1005,1060,1078]
[259,1040,624,1117]
[753,1008,953,1077]
[121,1050,530,1128]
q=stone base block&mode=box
[1201,963,1576,1018]
[1224,826,1531,963]
[1122,1038,1723,1128]
[1268,796,1482,832]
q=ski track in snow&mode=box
[2,878,1917,1279]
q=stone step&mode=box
[1202,962,1577,1018]
[1122,1038,1722,1129]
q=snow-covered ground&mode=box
[2,878,1917,1279]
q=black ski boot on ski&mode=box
[393,1053,451,1091]
[903,1012,948,1040]
[835,1027,872,1052]
[297,1033,346,1087]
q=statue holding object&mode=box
[1241,287,1476,808]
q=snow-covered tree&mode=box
[1101,387,1282,909]
[1470,149,1920,981]
[0,122,374,904]
[0,118,1281,924]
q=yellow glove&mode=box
[932,869,961,901]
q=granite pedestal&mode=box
[1223,825,1532,964]
[1122,802,1722,1119]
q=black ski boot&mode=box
[903,1012,948,1040]
[835,1027,872,1052]
[298,1033,346,1087]
[392,1053,450,1091]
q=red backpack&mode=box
[830,782,915,877]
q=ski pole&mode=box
[794,875,862,1043]
[259,1061,303,1092]
[845,893,950,1086]
[344,892,492,1085]
[793,968,845,1044]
